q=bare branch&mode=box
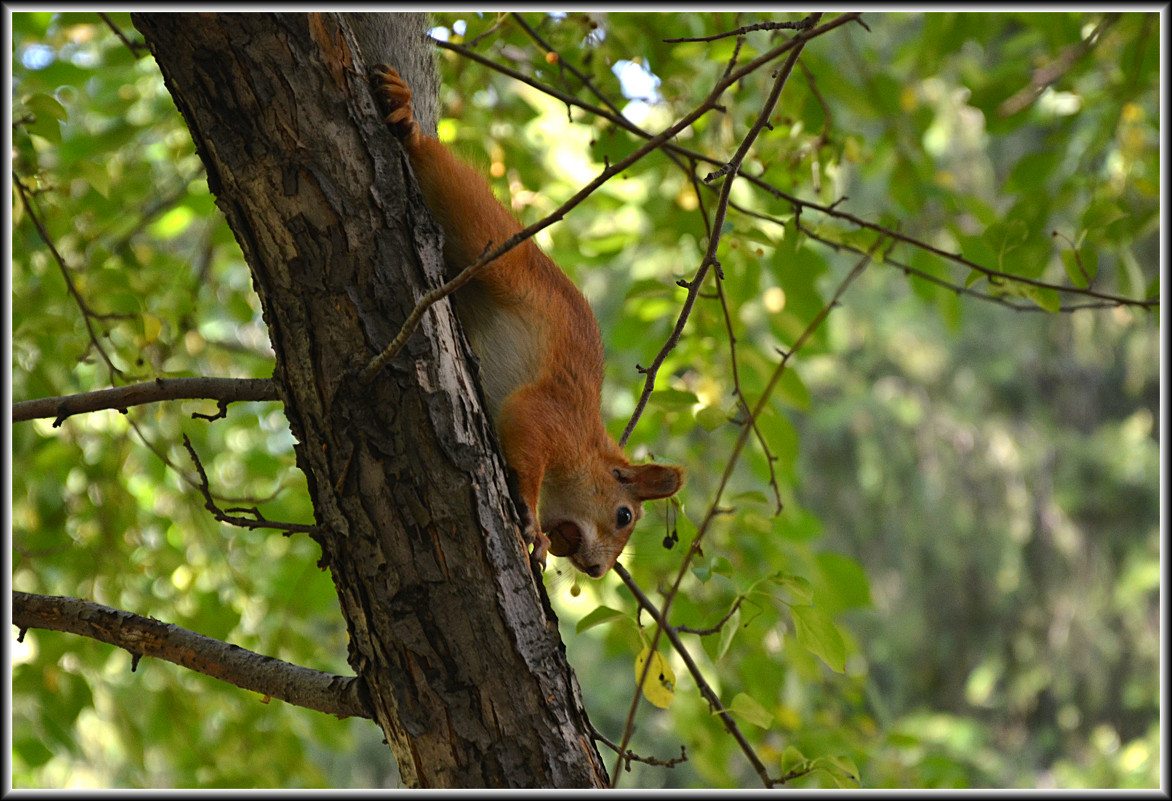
[676,595,746,637]
[13,591,368,719]
[714,276,783,513]
[663,15,820,43]
[590,722,688,771]
[12,377,280,425]
[511,13,625,119]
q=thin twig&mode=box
[510,13,624,119]
[14,172,129,382]
[676,595,746,637]
[613,564,772,785]
[780,192,1157,310]
[362,19,828,384]
[435,28,1155,315]
[99,13,149,56]
[663,15,820,44]
[589,721,688,770]
[713,241,784,513]
[182,434,317,535]
[613,19,824,787]
[998,13,1120,117]
[619,21,812,449]
[124,414,289,510]
[618,242,876,788]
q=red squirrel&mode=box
[372,65,683,578]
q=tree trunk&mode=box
[131,12,608,789]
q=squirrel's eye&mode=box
[616,506,633,529]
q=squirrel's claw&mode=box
[529,527,551,571]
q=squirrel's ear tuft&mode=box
[614,463,684,501]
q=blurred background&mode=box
[10,11,1161,788]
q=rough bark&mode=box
[132,12,607,789]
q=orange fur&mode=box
[373,66,682,577]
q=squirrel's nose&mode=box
[584,563,605,579]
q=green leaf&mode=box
[694,404,730,432]
[26,112,63,145]
[709,556,735,578]
[575,605,626,634]
[25,92,68,122]
[730,490,769,507]
[780,745,807,775]
[815,552,872,612]
[1061,244,1099,288]
[981,219,1028,270]
[77,160,111,198]
[768,572,814,605]
[790,605,846,673]
[650,388,699,411]
[810,755,862,788]
[1082,200,1128,231]
[728,691,773,728]
[692,554,733,583]
[1019,284,1061,313]
[715,605,741,661]
[14,735,55,769]
[149,206,197,239]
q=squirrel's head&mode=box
[539,458,683,578]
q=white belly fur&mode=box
[455,287,541,422]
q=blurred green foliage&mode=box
[10,11,1160,789]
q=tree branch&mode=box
[663,15,820,44]
[182,434,317,535]
[617,243,877,787]
[12,377,281,426]
[362,14,863,382]
[612,564,773,786]
[781,192,1158,310]
[619,21,811,448]
[590,721,688,772]
[613,18,824,786]
[98,12,149,57]
[13,591,369,720]
[435,20,1155,315]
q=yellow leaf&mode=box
[142,313,163,344]
[634,646,675,709]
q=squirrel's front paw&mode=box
[370,64,418,143]
[517,504,548,571]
